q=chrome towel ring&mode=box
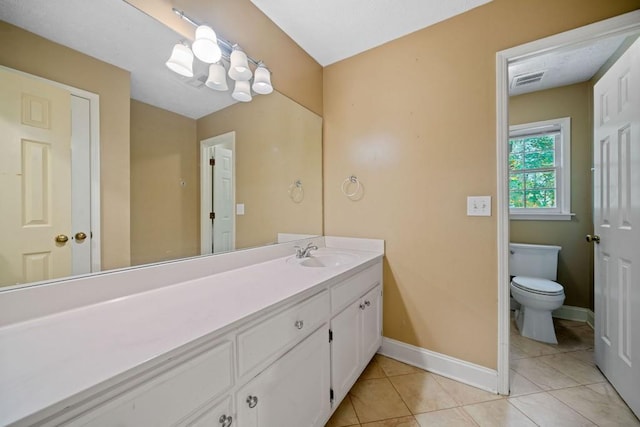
[288,179,304,203]
[341,175,361,198]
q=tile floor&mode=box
[325,318,640,427]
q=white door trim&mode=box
[0,65,101,273]
[495,10,640,395]
[200,132,236,254]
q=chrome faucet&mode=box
[295,242,318,258]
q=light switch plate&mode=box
[236,204,245,215]
[467,196,491,216]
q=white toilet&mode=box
[509,243,565,344]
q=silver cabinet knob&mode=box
[294,320,304,329]
[365,300,371,307]
[246,395,258,408]
[359,303,366,310]
[219,414,233,427]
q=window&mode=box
[509,117,572,220]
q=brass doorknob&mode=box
[75,232,87,242]
[586,234,600,244]
[55,234,69,243]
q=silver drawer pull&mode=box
[219,414,233,427]
[365,300,371,307]
[359,303,366,310]
[294,320,304,329]
[246,395,258,408]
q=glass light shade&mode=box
[166,43,194,77]
[228,47,252,81]
[232,80,252,102]
[192,25,222,63]
[252,65,273,95]
[205,63,228,91]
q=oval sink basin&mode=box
[287,252,358,268]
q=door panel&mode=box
[593,37,640,417]
[237,325,330,427]
[0,68,72,286]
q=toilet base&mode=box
[515,306,558,344]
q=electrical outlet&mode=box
[467,196,491,216]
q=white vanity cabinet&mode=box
[178,396,234,427]
[67,340,235,427]
[330,265,383,404]
[236,325,331,427]
[3,248,384,427]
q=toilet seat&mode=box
[512,276,564,296]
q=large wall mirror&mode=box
[0,0,323,290]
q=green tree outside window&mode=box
[509,135,557,209]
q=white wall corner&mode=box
[378,337,498,394]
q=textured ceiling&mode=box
[250,0,493,66]
[509,36,628,96]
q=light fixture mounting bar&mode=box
[172,8,261,67]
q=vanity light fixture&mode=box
[165,42,194,77]
[205,62,228,91]
[232,80,252,102]
[228,46,252,81]
[166,8,273,101]
[192,25,222,63]
[252,62,273,95]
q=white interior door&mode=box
[213,145,234,253]
[0,67,72,286]
[593,37,640,417]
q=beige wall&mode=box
[197,92,323,248]
[130,100,199,265]
[509,83,593,309]
[125,0,323,116]
[0,21,132,271]
[323,0,640,369]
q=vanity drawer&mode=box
[237,290,329,378]
[68,340,233,427]
[331,263,382,315]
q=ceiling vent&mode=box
[183,73,208,88]
[511,71,545,88]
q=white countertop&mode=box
[0,246,382,426]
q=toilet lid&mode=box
[512,276,564,296]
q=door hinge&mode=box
[330,388,334,403]
[209,158,215,166]
[209,212,215,220]
[329,329,333,343]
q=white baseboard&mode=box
[586,310,595,329]
[552,305,593,323]
[378,337,498,394]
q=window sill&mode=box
[510,212,575,221]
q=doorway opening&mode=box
[495,11,640,397]
[200,132,236,254]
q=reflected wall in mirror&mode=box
[0,0,323,289]
[130,91,322,266]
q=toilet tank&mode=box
[509,243,561,280]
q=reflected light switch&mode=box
[467,196,491,216]
[236,204,245,215]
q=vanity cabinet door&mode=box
[330,299,361,404]
[236,325,330,427]
[330,283,383,406]
[361,284,383,361]
[179,396,233,427]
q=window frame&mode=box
[508,117,573,220]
